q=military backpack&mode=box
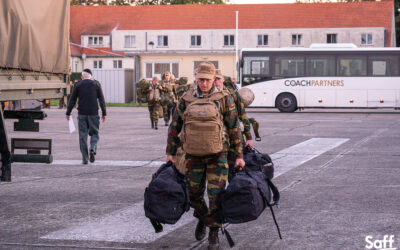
[136,79,151,103]
[179,89,228,156]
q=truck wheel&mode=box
[276,93,297,113]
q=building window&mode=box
[361,33,373,45]
[257,34,268,46]
[145,62,179,79]
[292,34,302,46]
[124,36,136,48]
[191,35,202,47]
[93,60,102,69]
[327,34,337,44]
[224,35,234,46]
[88,36,103,46]
[157,35,168,47]
[113,60,122,68]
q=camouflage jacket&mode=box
[224,87,252,141]
[161,80,177,101]
[166,86,243,158]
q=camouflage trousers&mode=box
[162,103,173,123]
[148,103,160,123]
[185,149,228,228]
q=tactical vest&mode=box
[148,84,161,103]
[179,89,228,156]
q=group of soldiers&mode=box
[143,72,190,130]
[155,62,256,250]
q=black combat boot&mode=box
[195,219,206,241]
[154,122,158,130]
[165,120,169,126]
[208,227,219,250]
[151,120,154,129]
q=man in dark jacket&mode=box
[66,69,106,164]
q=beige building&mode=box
[70,1,396,90]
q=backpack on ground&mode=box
[179,89,228,156]
[136,79,151,103]
[144,162,190,233]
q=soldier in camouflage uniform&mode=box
[161,72,176,126]
[146,76,162,130]
[166,62,244,250]
[214,70,253,182]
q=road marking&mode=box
[51,160,164,167]
[41,202,194,243]
[41,138,348,243]
[271,138,349,178]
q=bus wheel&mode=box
[276,93,297,113]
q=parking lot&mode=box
[0,107,399,250]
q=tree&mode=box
[109,0,133,5]
[132,0,224,4]
[70,0,107,5]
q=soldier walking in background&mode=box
[146,76,162,130]
[166,62,245,250]
[66,69,107,165]
[214,69,253,182]
[160,71,176,126]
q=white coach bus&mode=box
[238,45,400,112]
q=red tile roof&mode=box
[70,1,395,51]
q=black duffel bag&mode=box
[243,146,274,180]
[144,161,190,233]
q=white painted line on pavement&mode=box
[41,138,348,244]
[272,138,349,178]
[51,160,164,167]
[41,201,194,243]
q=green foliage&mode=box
[70,0,107,5]
[133,0,224,4]
[70,73,82,83]
[109,0,134,5]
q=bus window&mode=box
[243,56,270,75]
[368,56,399,76]
[306,56,335,76]
[338,56,367,76]
[275,56,304,77]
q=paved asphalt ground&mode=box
[0,107,399,250]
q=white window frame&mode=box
[224,35,234,46]
[327,33,337,44]
[157,35,168,47]
[88,36,103,46]
[113,60,122,69]
[145,61,179,79]
[292,34,302,46]
[257,34,269,46]
[93,60,102,69]
[191,35,202,47]
[361,33,373,45]
[124,35,136,48]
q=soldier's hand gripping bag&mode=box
[144,162,190,232]
[243,146,274,180]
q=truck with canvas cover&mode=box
[0,0,70,181]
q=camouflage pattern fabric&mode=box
[166,86,243,228]
[161,80,176,123]
[148,103,160,122]
[185,146,228,228]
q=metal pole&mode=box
[235,11,239,78]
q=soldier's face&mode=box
[214,77,224,90]
[165,73,170,81]
[197,77,215,93]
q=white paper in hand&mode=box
[69,116,76,133]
